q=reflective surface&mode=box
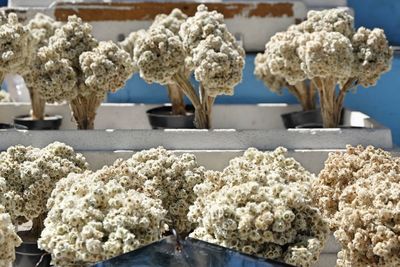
[92,236,293,267]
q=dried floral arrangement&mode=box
[189,147,329,267]
[0,142,88,239]
[35,15,134,129]
[313,145,400,266]
[255,9,392,127]
[122,5,245,128]
[39,147,205,266]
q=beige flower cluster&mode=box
[180,5,245,96]
[39,167,168,267]
[37,15,133,103]
[111,147,205,233]
[134,25,186,85]
[39,147,203,266]
[313,145,400,266]
[0,142,88,224]
[24,13,61,88]
[0,13,33,75]
[352,27,393,87]
[36,15,97,103]
[80,41,135,98]
[0,90,11,102]
[0,205,21,267]
[135,5,244,94]
[255,8,392,127]
[189,147,329,267]
[119,30,145,72]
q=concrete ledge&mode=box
[0,103,393,150]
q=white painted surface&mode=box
[0,103,392,150]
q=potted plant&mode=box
[254,44,318,128]
[0,205,22,267]
[35,15,134,129]
[13,13,63,130]
[120,9,192,129]
[134,5,245,129]
[0,142,88,267]
[312,145,400,266]
[188,147,329,267]
[39,147,205,265]
[255,8,392,128]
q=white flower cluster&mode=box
[313,145,400,266]
[134,25,186,85]
[254,53,286,93]
[80,41,134,98]
[36,15,97,103]
[189,147,329,267]
[24,13,61,88]
[39,167,168,267]
[111,147,205,233]
[352,27,393,87]
[0,13,33,75]
[119,30,145,71]
[180,5,245,96]
[0,89,11,102]
[0,142,88,224]
[255,8,392,92]
[135,5,244,96]
[0,205,21,267]
[39,147,204,266]
[36,15,133,104]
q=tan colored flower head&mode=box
[0,142,88,224]
[190,147,328,267]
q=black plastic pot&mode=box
[14,115,62,130]
[146,106,195,129]
[14,242,51,267]
[281,109,323,128]
[0,123,28,130]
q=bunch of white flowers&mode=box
[0,13,33,76]
[189,147,329,267]
[111,147,205,233]
[39,147,204,266]
[0,142,88,225]
[133,5,245,128]
[255,8,392,126]
[313,145,400,266]
[0,205,21,267]
[23,13,61,120]
[36,15,134,129]
[39,167,168,267]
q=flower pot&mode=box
[14,115,62,130]
[282,109,353,129]
[146,106,195,129]
[0,123,28,130]
[14,242,51,267]
[281,109,322,128]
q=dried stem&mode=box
[29,88,45,120]
[69,93,102,130]
[167,83,186,115]
[199,83,215,129]
[314,77,341,128]
[173,73,208,129]
[288,80,316,111]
